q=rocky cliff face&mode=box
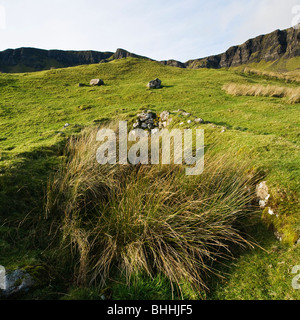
[113,48,151,61]
[159,59,186,68]
[0,27,299,73]
[0,47,153,73]
[0,47,115,73]
[184,27,300,69]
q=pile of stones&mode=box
[133,110,172,130]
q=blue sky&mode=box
[0,0,299,61]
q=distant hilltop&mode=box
[0,26,299,73]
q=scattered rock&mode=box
[256,181,270,208]
[274,231,283,242]
[194,118,205,124]
[259,200,266,208]
[90,79,104,86]
[0,269,34,298]
[268,208,275,215]
[160,111,170,122]
[187,120,192,124]
[181,111,192,117]
[147,78,162,89]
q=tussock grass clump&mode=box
[45,127,260,293]
[243,67,300,83]
[223,83,300,104]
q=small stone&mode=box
[268,208,275,215]
[256,181,269,200]
[187,120,192,124]
[133,122,139,129]
[145,118,154,124]
[137,113,148,121]
[90,79,104,86]
[274,231,283,242]
[160,111,170,122]
[259,200,266,208]
[194,118,205,124]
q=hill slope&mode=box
[0,58,300,300]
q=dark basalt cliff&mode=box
[181,27,300,69]
[0,27,299,73]
[0,47,151,73]
[0,48,115,73]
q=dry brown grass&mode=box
[223,83,300,104]
[45,126,260,294]
[243,67,300,83]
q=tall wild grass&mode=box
[242,67,300,83]
[223,83,300,104]
[45,126,260,294]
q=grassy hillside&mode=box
[0,57,300,299]
[237,57,300,73]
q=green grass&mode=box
[232,57,300,73]
[0,57,300,299]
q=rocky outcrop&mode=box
[159,59,186,68]
[0,48,151,73]
[186,27,300,69]
[159,27,300,69]
[113,48,151,61]
[0,47,114,73]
